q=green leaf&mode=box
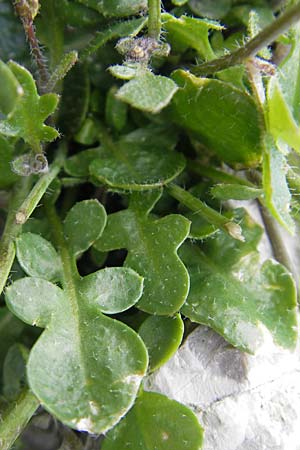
[80,17,147,59]
[162,13,223,59]
[277,26,300,124]
[102,0,147,17]
[5,273,148,434]
[189,0,232,19]
[105,86,128,132]
[94,190,191,315]
[0,62,59,152]
[89,127,185,190]
[116,71,178,114]
[63,200,107,256]
[0,308,25,375]
[65,148,101,178]
[139,314,184,372]
[16,233,62,282]
[3,344,29,401]
[102,390,204,450]
[181,210,298,353]
[210,184,263,201]
[267,77,300,152]
[0,136,19,189]
[170,70,264,167]
[263,141,295,233]
[0,60,23,116]
[79,267,143,313]
[109,63,139,80]
[186,213,217,239]
[58,64,90,137]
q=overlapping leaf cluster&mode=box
[0,1,300,449]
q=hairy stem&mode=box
[188,161,256,187]
[0,388,39,450]
[148,0,161,40]
[0,147,65,295]
[167,183,244,241]
[14,0,49,91]
[192,2,300,76]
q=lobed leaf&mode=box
[139,314,184,372]
[6,267,147,434]
[16,233,62,282]
[170,70,264,167]
[102,390,204,450]
[80,267,143,314]
[89,127,185,190]
[94,190,191,315]
[63,200,107,256]
[162,13,223,60]
[76,0,147,17]
[0,62,59,152]
[181,210,298,353]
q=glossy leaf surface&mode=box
[139,314,184,372]
[95,190,190,315]
[263,142,295,233]
[170,70,263,167]
[102,390,204,450]
[181,210,298,353]
[16,233,62,282]
[89,128,185,190]
[116,71,178,114]
[63,200,107,256]
[0,62,59,152]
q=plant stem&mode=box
[148,0,161,40]
[0,147,65,295]
[192,2,300,76]
[0,177,32,296]
[15,147,65,225]
[0,388,39,450]
[167,183,245,241]
[259,203,297,281]
[14,1,49,91]
[188,161,255,187]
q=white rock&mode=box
[145,326,300,450]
